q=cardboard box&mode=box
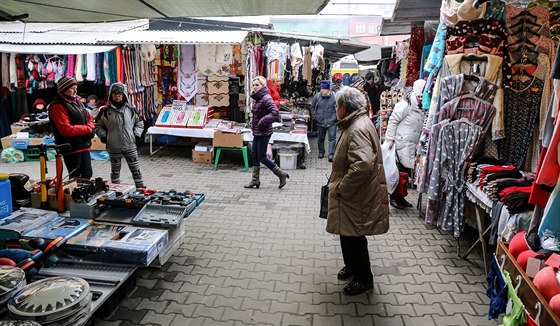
[213,131,243,148]
[1,135,12,149]
[10,124,25,134]
[91,137,106,151]
[192,150,213,164]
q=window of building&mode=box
[369,24,377,34]
[356,23,365,33]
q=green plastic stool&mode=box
[213,146,249,172]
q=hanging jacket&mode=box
[250,86,278,137]
[311,91,336,128]
[95,83,144,152]
[326,109,390,236]
[385,98,425,169]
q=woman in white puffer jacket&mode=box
[384,79,426,209]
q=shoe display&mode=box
[343,279,373,296]
[399,197,413,207]
[390,198,405,210]
[337,266,353,280]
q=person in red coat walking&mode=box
[48,76,95,179]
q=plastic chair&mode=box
[213,146,249,172]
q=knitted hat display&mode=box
[516,250,544,271]
[87,95,98,102]
[549,294,560,317]
[320,80,330,90]
[533,267,560,302]
[509,231,529,259]
[32,98,47,108]
[57,76,78,93]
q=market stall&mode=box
[386,0,560,323]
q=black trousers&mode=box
[63,151,93,179]
[340,235,373,283]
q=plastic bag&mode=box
[381,142,399,194]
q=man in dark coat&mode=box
[312,80,337,162]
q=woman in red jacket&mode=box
[48,76,95,179]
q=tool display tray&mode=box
[194,193,205,206]
[94,206,141,225]
[132,204,187,228]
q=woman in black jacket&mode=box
[244,76,289,189]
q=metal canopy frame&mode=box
[0,0,330,23]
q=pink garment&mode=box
[536,118,560,187]
[65,55,75,78]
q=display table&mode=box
[147,126,311,156]
[464,182,493,275]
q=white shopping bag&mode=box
[381,142,399,194]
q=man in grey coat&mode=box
[312,80,337,162]
[95,83,145,188]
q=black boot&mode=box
[271,165,289,189]
[390,197,405,210]
[244,167,260,189]
[398,197,413,207]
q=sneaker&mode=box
[343,279,374,296]
[318,154,325,159]
[328,155,333,162]
[337,266,353,280]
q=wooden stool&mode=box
[213,146,249,172]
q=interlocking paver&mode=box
[4,143,496,325]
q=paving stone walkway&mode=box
[1,141,497,326]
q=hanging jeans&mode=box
[340,235,374,283]
[251,135,275,169]
[63,151,93,179]
[109,147,144,188]
[317,125,336,157]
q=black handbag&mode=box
[319,183,329,219]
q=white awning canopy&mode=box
[97,30,249,45]
[0,44,117,54]
[1,0,329,22]
[253,29,371,60]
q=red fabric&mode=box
[498,186,533,201]
[536,117,560,187]
[49,103,94,138]
[266,79,281,109]
[478,165,516,189]
[529,147,552,206]
[394,172,409,197]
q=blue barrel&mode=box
[0,173,13,218]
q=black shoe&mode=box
[398,197,413,207]
[390,198,405,210]
[343,279,374,296]
[337,266,353,280]
[318,154,325,159]
[328,155,333,162]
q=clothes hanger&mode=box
[462,55,488,62]
[533,302,542,325]
[511,8,538,21]
[509,18,541,30]
[508,35,537,47]
[463,74,480,82]
[514,275,523,294]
